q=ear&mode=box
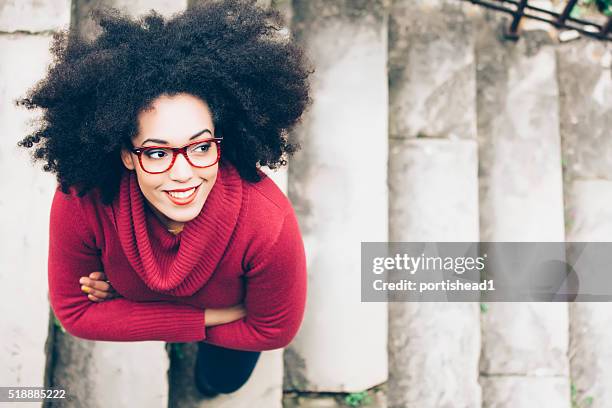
[120,148,135,170]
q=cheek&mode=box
[197,166,219,182]
[134,169,164,196]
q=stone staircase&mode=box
[1,0,611,407]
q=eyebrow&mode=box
[141,129,212,145]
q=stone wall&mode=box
[475,10,570,408]
[286,0,389,394]
[0,0,71,397]
[558,40,612,408]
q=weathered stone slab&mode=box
[557,40,612,223]
[283,386,387,408]
[479,303,568,376]
[476,17,569,408]
[0,33,56,391]
[206,349,283,408]
[388,139,481,408]
[387,6,481,406]
[476,29,565,242]
[168,345,283,408]
[75,0,188,41]
[49,339,169,407]
[286,0,388,392]
[388,0,478,140]
[564,179,612,353]
[558,40,612,408]
[389,139,479,242]
[480,376,570,408]
[0,0,70,33]
[569,300,612,408]
[565,181,612,241]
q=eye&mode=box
[144,149,169,159]
[191,142,211,153]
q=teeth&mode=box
[168,188,196,199]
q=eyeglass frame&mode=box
[130,136,223,175]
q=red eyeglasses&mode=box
[131,136,223,174]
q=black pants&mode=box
[194,342,261,395]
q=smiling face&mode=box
[120,93,219,231]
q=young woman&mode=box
[19,0,310,396]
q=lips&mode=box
[164,184,201,206]
[165,185,199,193]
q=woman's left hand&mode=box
[79,271,122,302]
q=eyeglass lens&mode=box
[140,141,218,173]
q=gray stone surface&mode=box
[189,0,272,8]
[74,0,188,41]
[46,332,97,407]
[480,376,570,408]
[48,335,168,408]
[389,139,479,242]
[0,0,70,32]
[559,41,612,408]
[569,300,612,408]
[286,0,388,392]
[283,387,387,408]
[476,16,569,408]
[389,303,481,408]
[557,40,612,229]
[168,345,283,408]
[388,139,481,408]
[387,6,481,405]
[388,0,479,140]
[476,28,565,242]
[479,303,569,376]
[566,181,612,241]
[0,33,56,391]
[271,0,292,24]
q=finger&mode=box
[89,271,106,280]
[87,293,105,303]
[91,280,111,291]
[79,278,111,292]
[88,290,120,301]
[81,285,110,299]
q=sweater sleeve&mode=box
[203,208,307,351]
[48,188,206,342]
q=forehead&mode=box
[134,93,214,144]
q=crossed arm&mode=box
[79,271,246,327]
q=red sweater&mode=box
[48,162,307,351]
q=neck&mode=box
[147,202,184,234]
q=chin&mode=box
[163,202,205,223]
[168,212,200,223]
[149,193,205,224]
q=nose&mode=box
[168,152,194,182]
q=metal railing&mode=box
[461,0,612,41]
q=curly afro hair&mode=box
[18,0,312,204]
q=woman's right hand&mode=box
[204,304,246,327]
[80,271,121,302]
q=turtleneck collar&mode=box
[112,161,243,296]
